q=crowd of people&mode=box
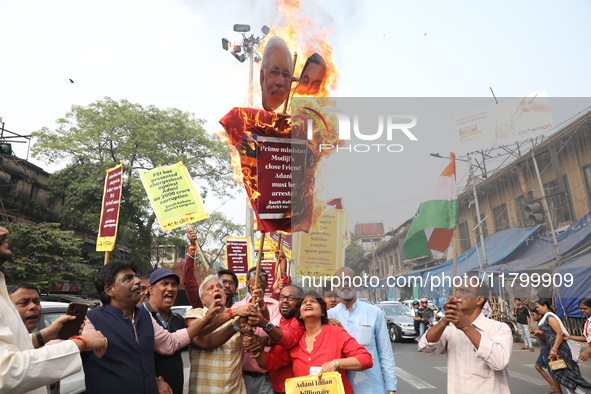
[2,222,591,394]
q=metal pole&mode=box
[244,38,255,247]
[531,151,562,263]
[469,154,487,268]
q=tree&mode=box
[1,222,87,293]
[344,234,368,275]
[32,97,239,271]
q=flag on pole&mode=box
[402,153,458,259]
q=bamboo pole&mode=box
[254,231,266,290]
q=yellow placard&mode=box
[140,162,208,231]
[285,372,345,394]
[293,209,345,278]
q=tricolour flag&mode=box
[402,153,458,259]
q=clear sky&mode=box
[1,0,590,233]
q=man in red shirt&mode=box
[248,285,304,394]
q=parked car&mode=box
[171,305,193,317]
[375,302,416,342]
[38,301,86,394]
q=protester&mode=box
[138,274,150,305]
[8,283,89,394]
[185,274,251,394]
[247,285,305,394]
[7,283,43,333]
[329,267,397,394]
[233,266,281,394]
[81,261,224,394]
[218,268,238,308]
[181,227,204,308]
[514,298,534,351]
[254,290,373,394]
[0,226,107,394]
[530,308,562,394]
[535,298,591,394]
[419,277,513,393]
[142,268,187,394]
[323,290,340,310]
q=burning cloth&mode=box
[220,107,318,233]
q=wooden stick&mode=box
[104,250,110,265]
[254,231,266,290]
[187,224,210,272]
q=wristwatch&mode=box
[263,322,274,332]
[231,319,241,333]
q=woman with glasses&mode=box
[535,298,591,394]
[564,299,591,378]
[254,290,373,394]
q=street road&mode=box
[393,340,591,393]
[181,338,591,393]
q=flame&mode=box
[219,0,344,234]
[259,0,339,98]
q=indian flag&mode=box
[402,153,458,259]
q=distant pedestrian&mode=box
[514,298,534,351]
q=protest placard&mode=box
[140,162,208,231]
[97,163,123,251]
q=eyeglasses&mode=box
[532,313,541,316]
[279,295,299,301]
[220,279,237,286]
[248,272,268,279]
[450,288,480,297]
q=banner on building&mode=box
[140,162,208,231]
[454,91,553,154]
[97,162,124,251]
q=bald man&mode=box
[260,36,293,112]
[328,267,398,394]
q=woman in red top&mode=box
[565,298,591,378]
[255,290,373,394]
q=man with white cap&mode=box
[142,268,187,394]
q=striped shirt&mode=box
[184,308,246,394]
[419,312,513,394]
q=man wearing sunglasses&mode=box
[419,278,513,394]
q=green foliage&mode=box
[1,222,86,293]
[344,234,368,275]
[31,97,240,267]
[161,211,244,268]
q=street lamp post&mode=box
[222,24,270,246]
